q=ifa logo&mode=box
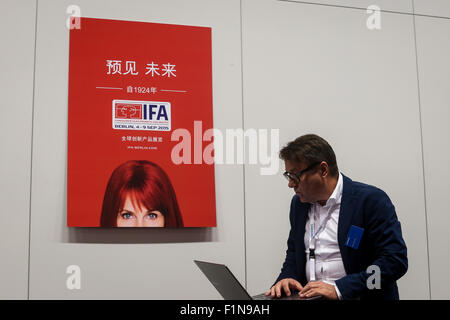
[112,100,171,131]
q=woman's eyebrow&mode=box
[119,209,134,213]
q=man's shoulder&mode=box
[343,174,392,205]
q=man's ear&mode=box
[320,161,329,178]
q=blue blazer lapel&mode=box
[338,174,355,274]
[295,200,310,285]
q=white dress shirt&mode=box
[304,172,346,299]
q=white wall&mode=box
[279,0,413,13]
[414,0,450,18]
[0,0,36,299]
[1,0,449,300]
[414,14,450,300]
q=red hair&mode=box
[100,160,183,227]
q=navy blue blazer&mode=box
[275,174,408,300]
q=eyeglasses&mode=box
[283,162,321,184]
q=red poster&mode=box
[67,17,216,227]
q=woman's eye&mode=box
[121,212,133,219]
[147,213,158,220]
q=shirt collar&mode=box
[323,172,343,207]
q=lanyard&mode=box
[309,204,335,250]
[308,203,338,281]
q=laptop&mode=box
[194,260,322,300]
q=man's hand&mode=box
[265,278,303,298]
[299,281,338,300]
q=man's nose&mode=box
[288,179,297,188]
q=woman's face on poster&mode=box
[116,194,165,227]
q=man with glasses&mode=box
[265,134,408,300]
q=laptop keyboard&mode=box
[252,293,274,300]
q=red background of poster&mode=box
[67,17,216,227]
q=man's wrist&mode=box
[323,280,342,300]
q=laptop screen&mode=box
[194,260,252,300]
